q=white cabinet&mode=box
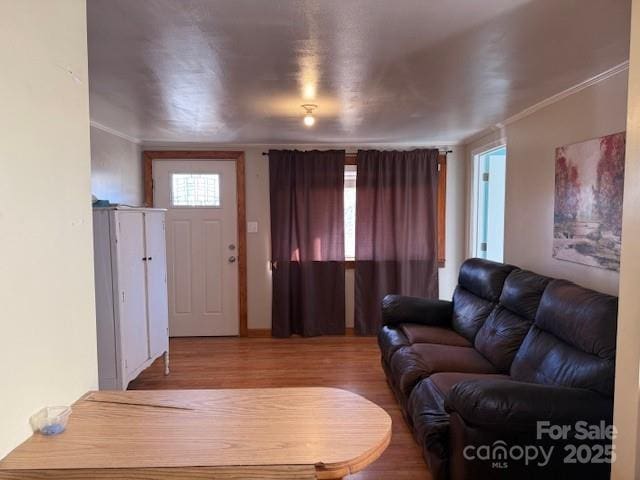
[93,207,169,390]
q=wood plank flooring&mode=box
[129,336,431,480]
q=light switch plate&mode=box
[247,221,258,233]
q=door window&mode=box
[171,173,221,207]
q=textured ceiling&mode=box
[87,0,631,144]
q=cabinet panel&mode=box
[116,212,149,378]
[93,210,119,389]
[145,212,169,358]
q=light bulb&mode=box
[303,114,315,127]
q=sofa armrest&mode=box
[446,379,613,432]
[381,294,453,327]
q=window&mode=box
[344,165,357,261]
[171,173,220,207]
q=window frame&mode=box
[343,152,447,269]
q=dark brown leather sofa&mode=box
[378,258,618,479]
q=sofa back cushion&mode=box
[474,270,551,372]
[452,259,516,342]
[510,279,618,396]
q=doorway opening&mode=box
[472,145,506,262]
[143,151,247,337]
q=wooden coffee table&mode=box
[0,387,391,479]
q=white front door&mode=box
[153,160,239,336]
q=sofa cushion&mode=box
[389,344,498,402]
[510,327,616,396]
[378,325,410,363]
[457,258,517,302]
[381,295,453,327]
[473,306,531,372]
[535,279,617,359]
[378,324,472,366]
[473,270,551,372]
[451,287,495,342]
[499,269,551,320]
[449,258,516,343]
[400,324,472,347]
[378,323,471,362]
[407,373,510,478]
[511,279,618,396]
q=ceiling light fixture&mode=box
[301,104,317,127]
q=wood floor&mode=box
[129,336,431,480]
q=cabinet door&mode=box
[144,211,169,358]
[115,212,149,378]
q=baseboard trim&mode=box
[247,328,357,337]
[247,329,272,338]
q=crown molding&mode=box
[90,120,141,144]
[463,61,630,146]
[140,140,463,149]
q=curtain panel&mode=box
[269,149,346,337]
[355,149,440,335]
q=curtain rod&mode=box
[261,149,453,156]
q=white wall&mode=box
[90,125,143,205]
[439,147,466,301]
[0,0,97,458]
[141,145,466,329]
[243,148,273,329]
[465,70,628,295]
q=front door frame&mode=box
[143,150,248,337]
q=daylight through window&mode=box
[344,165,357,261]
[171,173,221,207]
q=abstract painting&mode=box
[553,132,626,271]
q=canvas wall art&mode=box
[553,131,626,271]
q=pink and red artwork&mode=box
[553,132,626,271]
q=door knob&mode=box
[228,256,237,263]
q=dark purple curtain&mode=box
[355,149,440,335]
[269,150,346,337]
